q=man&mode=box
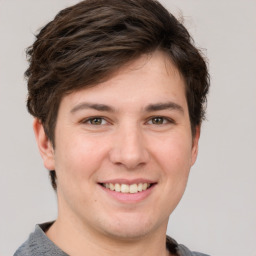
[15,0,210,255]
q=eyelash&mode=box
[81,117,108,125]
[146,116,175,125]
[81,116,175,126]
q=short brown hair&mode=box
[26,0,210,190]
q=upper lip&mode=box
[98,178,157,185]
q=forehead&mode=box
[59,51,186,111]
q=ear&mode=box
[191,125,200,166]
[33,118,55,170]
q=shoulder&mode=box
[14,225,42,256]
[166,236,210,256]
[177,244,210,256]
[14,222,68,256]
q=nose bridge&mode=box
[109,122,149,169]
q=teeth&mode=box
[142,183,148,190]
[129,184,137,193]
[102,182,151,193]
[109,183,115,191]
[115,183,121,192]
[121,184,129,193]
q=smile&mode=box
[101,183,152,194]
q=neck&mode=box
[46,216,171,256]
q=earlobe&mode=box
[191,125,200,166]
[33,118,55,170]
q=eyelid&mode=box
[80,116,110,125]
[79,115,175,126]
[146,116,176,125]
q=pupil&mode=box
[92,118,101,125]
[153,117,163,124]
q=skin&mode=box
[34,51,200,256]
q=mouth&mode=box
[99,182,155,194]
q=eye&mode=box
[83,117,107,125]
[147,116,174,125]
[151,117,165,125]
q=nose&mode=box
[109,125,150,170]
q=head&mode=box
[26,0,209,190]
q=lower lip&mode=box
[99,184,156,203]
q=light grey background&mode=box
[0,1,255,255]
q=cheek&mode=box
[54,136,106,205]
[54,133,109,181]
[151,137,193,218]
[152,133,193,172]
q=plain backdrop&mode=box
[0,1,255,255]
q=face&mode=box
[35,51,199,241]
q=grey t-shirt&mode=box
[14,222,210,256]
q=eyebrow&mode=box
[70,101,184,114]
[70,103,115,113]
[145,102,184,114]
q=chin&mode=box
[103,226,152,241]
[99,215,162,241]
